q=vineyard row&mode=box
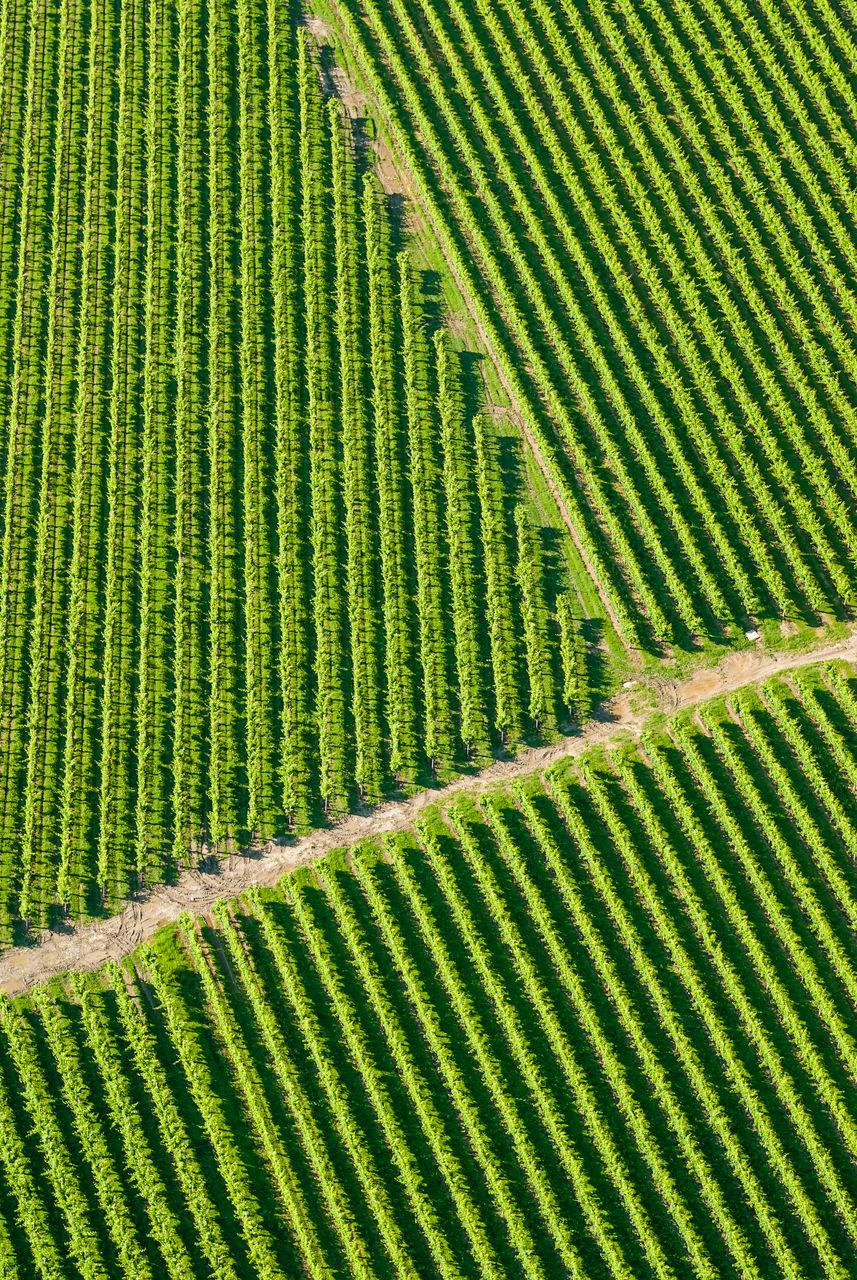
[1,660,857,1276]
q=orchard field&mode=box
[3,0,857,1276]
[323,0,857,645]
[0,3,591,940]
[3,664,857,1277]
[3,0,857,936]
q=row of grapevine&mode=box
[57,0,118,923]
[301,43,350,819]
[472,414,525,745]
[0,6,588,941]
[0,0,61,932]
[268,10,314,835]
[557,593,590,725]
[330,0,857,637]
[0,0,29,462]
[205,0,243,847]
[18,0,87,928]
[434,333,492,764]
[399,253,457,770]
[237,0,280,842]
[3,659,857,1273]
[363,172,421,785]
[171,0,210,866]
[135,0,176,888]
[97,0,147,910]
[330,100,385,804]
[515,507,558,734]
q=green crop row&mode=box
[332,0,857,641]
[0,9,583,940]
[3,661,857,1274]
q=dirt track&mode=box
[314,6,636,654]
[1,629,855,996]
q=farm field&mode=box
[319,0,857,647]
[2,0,856,940]
[0,4,594,942]
[3,662,857,1276]
[3,0,857,1275]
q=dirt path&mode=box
[1,628,855,996]
[313,6,634,654]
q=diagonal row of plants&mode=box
[328,0,857,645]
[2,658,857,1276]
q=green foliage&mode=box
[0,8,578,939]
[334,0,857,643]
[514,506,558,734]
[557,593,590,725]
[472,414,525,745]
[4,668,857,1272]
[5,0,857,1273]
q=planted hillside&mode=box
[325,0,857,645]
[2,660,857,1275]
[0,11,586,942]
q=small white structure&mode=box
[622,680,638,689]
[745,629,761,642]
